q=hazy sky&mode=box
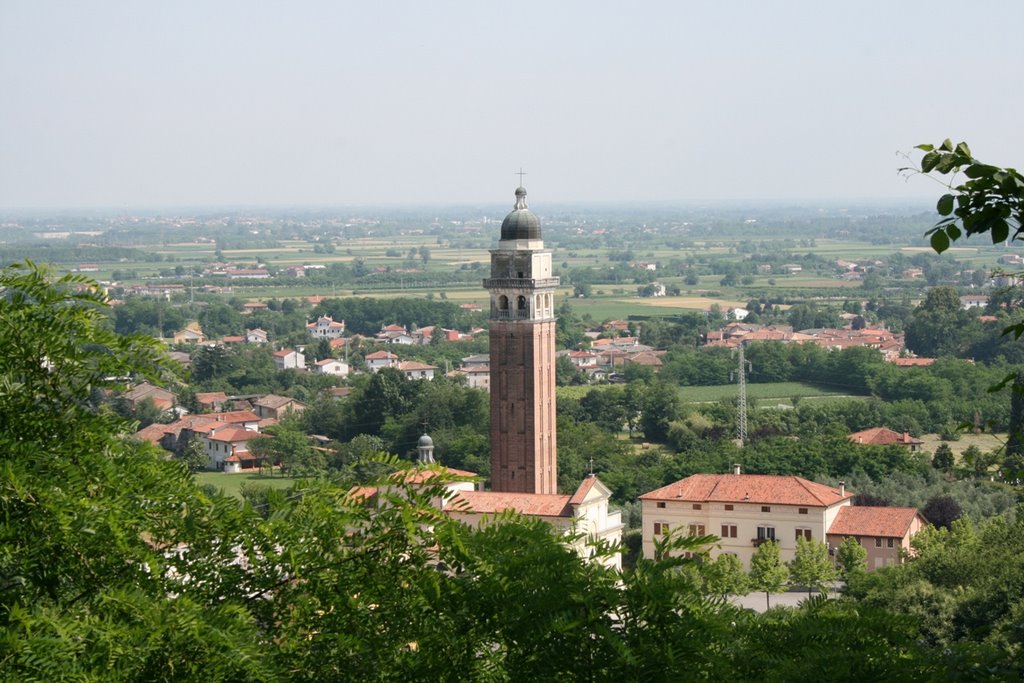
[1,1,1022,209]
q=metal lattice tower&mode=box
[732,343,751,445]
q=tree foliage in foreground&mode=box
[1,262,1019,681]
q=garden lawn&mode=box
[193,471,298,499]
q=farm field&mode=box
[193,471,298,498]
[917,432,1006,457]
[680,382,861,404]
[556,381,858,404]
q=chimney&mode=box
[733,463,742,476]
[903,431,910,443]
[839,481,846,496]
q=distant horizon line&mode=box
[0,196,936,215]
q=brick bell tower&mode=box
[485,185,560,494]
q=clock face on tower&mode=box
[486,187,559,494]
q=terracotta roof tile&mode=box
[827,506,923,538]
[848,427,923,446]
[391,466,479,485]
[444,491,572,518]
[207,428,262,443]
[639,473,851,507]
[569,475,599,506]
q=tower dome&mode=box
[500,186,541,241]
[417,433,435,465]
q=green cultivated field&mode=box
[557,381,855,404]
[193,471,298,498]
[680,382,858,404]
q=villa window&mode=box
[688,524,706,536]
[654,522,669,536]
[756,526,775,541]
[721,524,737,538]
[761,506,771,513]
[656,502,666,509]
[724,504,734,511]
[795,528,812,541]
[875,538,882,548]
[798,507,808,515]
[692,503,702,510]
[887,538,895,548]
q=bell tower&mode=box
[485,186,559,494]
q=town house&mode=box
[639,467,853,568]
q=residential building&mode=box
[639,468,853,568]
[195,391,229,412]
[252,394,307,420]
[307,315,346,339]
[124,382,176,412]
[203,426,265,472]
[273,348,305,371]
[246,328,269,344]
[242,302,268,314]
[639,467,927,572]
[397,360,436,380]
[365,350,399,372]
[173,322,206,345]
[314,358,349,376]
[959,294,989,310]
[826,506,929,570]
[848,427,924,452]
[376,324,414,345]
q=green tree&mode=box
[836,536,868,580]
[932,443,955,471]
[904,286,971,357]
[703,552,749,597]
[180,434,210,472]
[555,355,586,386]
[787,537,836,597]
[749,540,789,609]
[640,381,682,442]
[0,263,269,680]
[192,344,235,382]
[250,427,325,477]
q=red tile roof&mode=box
[196,391,229,404]
[891,357,936,367]
[133,422,172,445]
[392,466,479,485]
[848,427,923,446]
[208,428,262,443]
[210,410,260,423]
[827,506,923,538]
[639,473,851,507]
[444,491,572,518]
[569,475,599,506]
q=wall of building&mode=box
[641,499,851,569]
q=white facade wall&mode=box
[641,498,851,569]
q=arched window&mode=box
[498,295,509,310]
[517,295,527,310]
[536,294,542,310]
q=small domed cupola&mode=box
[417,433,435,465]
[500,186,542,241]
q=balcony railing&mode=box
[751,537,775,547]
[492,309,535,320]
[483,277,560,290]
